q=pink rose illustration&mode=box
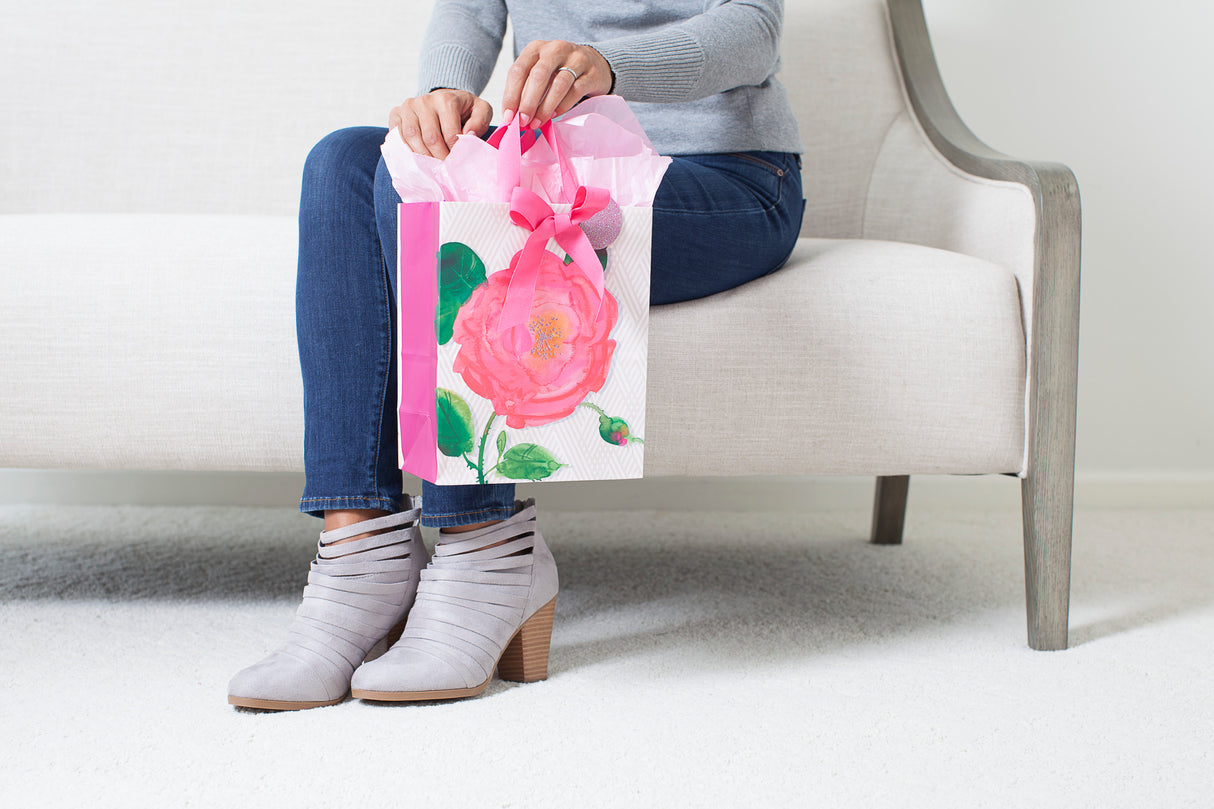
[452,250,618,429]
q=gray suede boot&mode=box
[350,499,558,702]
[228,498,428,710]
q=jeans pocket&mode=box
[725,152,790,178]
[718,152,792,211]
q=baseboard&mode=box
[1,469,1210,511]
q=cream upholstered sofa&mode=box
[0,1,1079,649]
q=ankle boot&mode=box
[350,499,557,702]
[228,499,429,710]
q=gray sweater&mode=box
[417,0,803,155]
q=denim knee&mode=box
[301,126,386,201]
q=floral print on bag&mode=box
[434,241,640,482]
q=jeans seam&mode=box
[420,506,516,527]
[425,506,513,518]
[300,495,402,514]
[371,238,392,501]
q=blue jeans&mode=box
[297,126,804,526]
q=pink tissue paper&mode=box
[381,95,671,207]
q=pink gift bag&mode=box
[388,99,670,484]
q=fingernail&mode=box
[518,112,531,127]
[502,109,516,126]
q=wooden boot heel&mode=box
[498,597,556,683]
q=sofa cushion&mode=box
[0,214,304,470]
[0,214,1024,476]
[646,237,1026,477]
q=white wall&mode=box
[922,0,1214,480]
[5,2,1210,508]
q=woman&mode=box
[228,0,804,710]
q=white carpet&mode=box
[1,504,1210,808]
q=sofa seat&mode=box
[646,237,1026,477]
[0,213,1025,477]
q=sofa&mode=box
[0,0,1080,648]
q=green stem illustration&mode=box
[474,413,496,484]
[438,387,561,482]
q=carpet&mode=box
[1,504,1210,808]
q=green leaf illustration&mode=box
[496,431,507,456]
[496,444,564,481]
[436,388,475,457]
[436,242,487,345]
[563,248,609,272]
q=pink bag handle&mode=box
[486,110,523,201]
[485,108,610,355]
[486,111,581,203]
[540,119,581,203]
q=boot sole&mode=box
[228,694,345,711]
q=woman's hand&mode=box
[502,40,613,128]
[389,89,493,159]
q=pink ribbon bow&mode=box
[497,184,611,354]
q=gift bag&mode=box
[385,97,671,485]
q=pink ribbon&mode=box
[487,110,544,202]
[497,184,611,354]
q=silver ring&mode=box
[556,66,580,82]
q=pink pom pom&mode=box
[579,199,623,249]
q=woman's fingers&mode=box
[536,66,582,126]
[532,64,580,127]
[390,104,429,157]
[388,90,489,159]
[433,95,469,157]
[503,41,612,128]
[389,41,615,159]
[500,46,538,121]
[390,102,446,158]
[463,97,494,136]
[517,46,573,124]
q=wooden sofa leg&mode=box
[870,476,910,545]
[1021,472,1074,650]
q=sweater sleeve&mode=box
[416,0,509,96]
[588,0,784,104]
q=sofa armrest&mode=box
[879,0,1081,483]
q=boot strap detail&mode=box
[348,499,558,699]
